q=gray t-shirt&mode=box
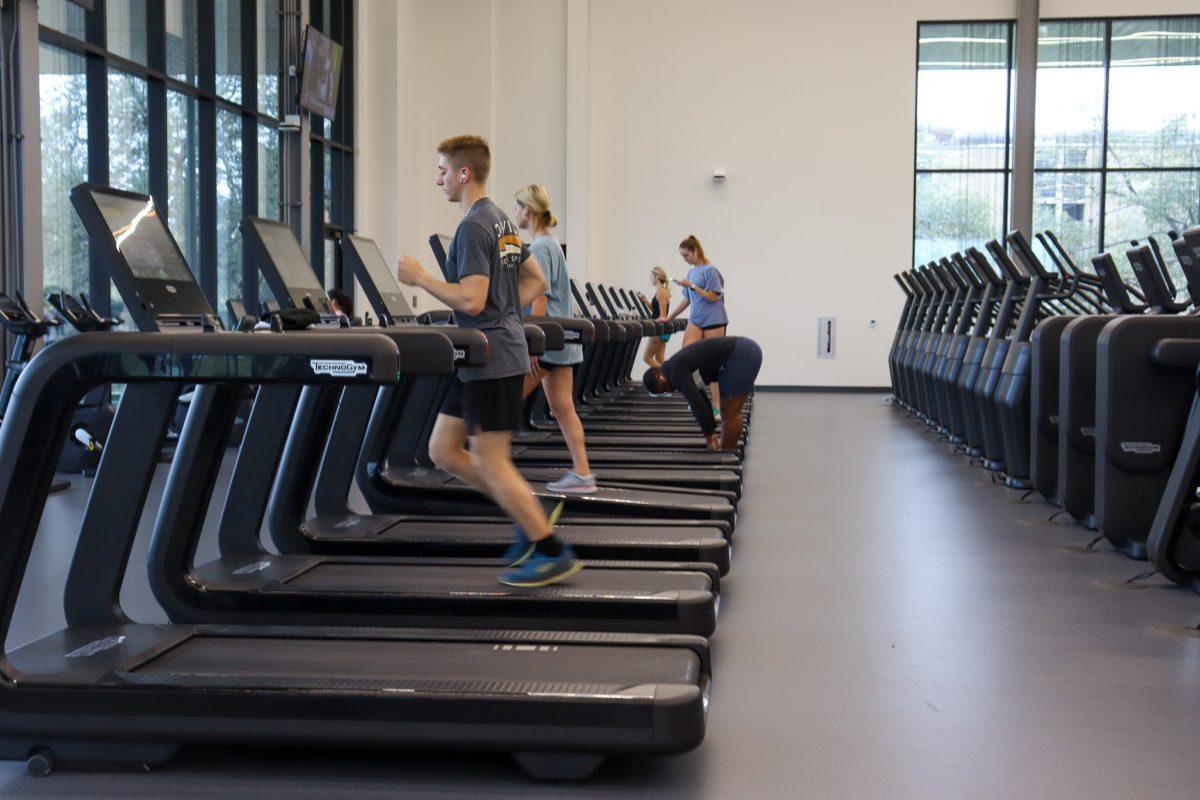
[529,234,583,366]
[446,198,530,381]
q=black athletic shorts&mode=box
[699,323,728,332]
[718,338,763,398]
[440,374,525,432]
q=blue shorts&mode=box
[718,339,762,398]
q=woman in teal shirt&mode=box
[514,184,595,494]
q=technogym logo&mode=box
[66,635,126,658]
[310,359,368,377]
[453,348,466,361]
[1121,441,1162,455]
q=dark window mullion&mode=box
[86,0,110,314]
[309,136,325,284]
[337,0,353,252]
[147,0,168,217]
[1098,19,1112,251]
[241,0,259,311]
[1003,20,1014,238]
[198,0,218,304]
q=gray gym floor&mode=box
[2,392,1199,798]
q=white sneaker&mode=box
[547,470,598,494]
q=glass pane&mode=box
[324,238,336,289]
[1033,171,1102,269]
[257,125,280,219]
[323,146,332,222]
[167,90,201,275]
[107,70,149,194]
[257,0,280,116]
[216,110,244,315]
[39,0,87,40]
[1035,20,1106,170]
[1108,18,1200,169]
[914,171,1008,266]
[1104,170,1200,289]
[106,0,149,65]
[916,22,1013,170]
[166,0,199,84]
[216,0,243,103]
[39,44,89,334]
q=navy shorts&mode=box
[718,338,762,398]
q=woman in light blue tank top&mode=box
[664,234,729,419]
[513,184,595,494]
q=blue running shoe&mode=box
[502,524,535,566]
[498,547,583,587]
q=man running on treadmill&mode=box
[643,336,762,451]
[395,134,579,587]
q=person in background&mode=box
[394,135,578,587]
[663,235,728,420]
[514,184,596,495]
[643,336,761,452]
[327,287,353,318]
[639,266,672,368]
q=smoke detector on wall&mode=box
[712,167,726,183]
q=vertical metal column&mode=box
[1009,0,1039,238]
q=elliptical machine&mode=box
[46,292,121,476]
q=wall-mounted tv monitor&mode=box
[299,25,343,120]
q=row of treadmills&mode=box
[888,224,1200,594]
[0,184,751,780]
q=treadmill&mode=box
[241,218,734,527]
[0,183,713,780]
[427,234,744,461]
[343,233,740,495]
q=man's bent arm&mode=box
[418,272,490,316]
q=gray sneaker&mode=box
[547,470,598,495]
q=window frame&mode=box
[1033,13,1200,259]
[35,0,355,318]
[911,19,1017,267]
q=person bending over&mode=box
[643,336,761,451]
[639,266,672,368]
[663,235,728,420]
[515,183,595,495]
[395,135,578,587]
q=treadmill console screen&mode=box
[346,235,415,318]
[89,190,195,283]
[250,220,326,292]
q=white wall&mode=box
[355,0,566,313]
[358,0,1198,384]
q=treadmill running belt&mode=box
[129,636,700,689]
[282,563,710,597]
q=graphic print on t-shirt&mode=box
[497,222,525,268]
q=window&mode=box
[106,0,148,66]
[38,44,88,321]
[216,110,244,316]
[168,90,201,273]
[33,0,347,323]
[257,124,280,219]
[1035,16,1200,282]
[215,0,242,103]
[166,0,199,84]
[257,0,280,117]
[913,22,1015,266]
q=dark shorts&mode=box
[440,374,526,432]
[718,338,762,398]
[699,323,727,332]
